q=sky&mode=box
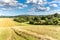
[0,0,60,16]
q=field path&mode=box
[6,28,13,40]
[11,27,57,40]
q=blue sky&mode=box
[0,0,60,16]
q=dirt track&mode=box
[11,27,57,40]
[0,18,58,40]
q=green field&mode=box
[0,18,60,40]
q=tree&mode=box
[54,13,58,17]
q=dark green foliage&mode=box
[14,17,27,23]
[14,13,60,25]
[29,20,34,24]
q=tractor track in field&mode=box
[0,18,58,40]
[11,27,57,40]
[6,28,13,40]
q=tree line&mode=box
[14,13,60,25]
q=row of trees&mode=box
[14,13,60,25]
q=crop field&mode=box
[0,18,30,27]
[0,18,18,27]
[0,18,60,40]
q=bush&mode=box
[29,20,34,24]
[14,13,60,25]
[14,18,27,23]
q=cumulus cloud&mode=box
[29,6,50,12]
[50,4,58,7]
[0,0,17,6]
[0,0,27,10]
[26,0,60,12]
[27,0,43,3]
[26,0,50,12]
[46,7,50,11]
[0,0,59,12]
[26,0,47,5]
[48,0,60,4]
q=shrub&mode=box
[14,13,60,25]
[29,20,34,24]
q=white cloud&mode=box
[50,4,58,7]
[26,0,48,5]
[37,7,50,11]
[46,7,50,11]
[0,0,17,6]
[28,6,50,12]
[26,0,45,5]
[0,0,27,10]
[26,0,49,12]
[26,0,38,3]
[37,7,46,11]
[48,0,60,4]
[53,10,60,13]
[2,0,13,3]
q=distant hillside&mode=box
[0,13,60,18]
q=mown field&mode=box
[0,18,60,40]
[0,18,31,27]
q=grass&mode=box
[19,25,60,40]
[0,18,60,40]
[0,18,30,27]
[12,28,39,40]
[0,18,18,27]
[0,28,11,40]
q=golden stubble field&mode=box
[0,18,19,27]
[0,18,30,27]
[0,18,60,40]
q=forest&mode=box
[14,13,60,25]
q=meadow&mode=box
[0,18,60,40]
